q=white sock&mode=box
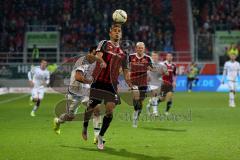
[93,115,102,137]
[229,92,235,104]
[153,105,158,115]
[146,103,151,114]
[32,105,38,112]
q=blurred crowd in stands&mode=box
[192,0,240,61]
[0,0,175,53]
[192,0,240,33]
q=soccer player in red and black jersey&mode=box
[129,42,153,128]
[159,53,177,115]
[82,24,132,150]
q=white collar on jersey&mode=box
[229,60,237,63]
[134,53,145,59]
[108,40,120,47]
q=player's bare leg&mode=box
[229,90,236,107]
[165,92,173,115]
[92,106,102,144]
[30,97,41,117]
[53,98,80,135]
[97,102,115,150]
[82,106,95,140]
[146,98,152,116]
[132,89,141,128]
[146,90,159,116]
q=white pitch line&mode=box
[0,94,29,105]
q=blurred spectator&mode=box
[0,0,175,53]
[192,0,239,61]
[0,66,12,77]
[192,0,240,33]
[32,44,40,63]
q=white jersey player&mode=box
[28,59,50,117]
[53,47,107,142]
[146,52,167,116]
[221,54,240,107]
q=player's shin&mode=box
[229,91,235,107]
[93,114,102,138]
[132,100,142,127]
[83,107,94,129]
[166,100,172,112]
[82,107,93,140]
[146,99,152,116]
[99,103,114,137]
[32,99,40,112]
[99,114,113,137]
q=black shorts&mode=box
[160,83,173,97]
[138,86,148,101]
[89,81,121,107]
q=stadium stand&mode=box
[192,0,240,61]
[0,0,175,53]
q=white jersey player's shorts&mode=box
[228,80,237,91]
[67,93,88,104]
[148,85,159,91]
[31,87,45,100]
[66,93,89,113]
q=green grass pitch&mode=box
[0,92,240,160]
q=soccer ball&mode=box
[112,9,127,24]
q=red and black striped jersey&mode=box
[92,40,128,84]
[161,60,177,85]
[129,53,153,86]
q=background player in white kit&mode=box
[28,59,50,117]
[221,54,240,107]
[53,47,107,143]
[146,52,167,116]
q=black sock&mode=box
[36,99,40,107]
[83,121,89,128]
[99,115,113,136]
[137,109,142,117]
[137,101,143,116]
[157,98,161,104]
[83,107,94,128]
[133,100,138,111]
[166,101,172,112]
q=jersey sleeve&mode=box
[75,66,85,73]
[148,57,153,68]
[221,62,227,82]
[96,40,107,52]
[27,66,36,81]
[159,62,168,73]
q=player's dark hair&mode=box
[89,46,97,53]
[40,59,47,63]
[166,52,173,56]
[110,23,122,32]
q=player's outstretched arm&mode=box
[221,63,227,84]
[27,70,34,87]
[75,71,92,84]
[95,52,107,68]
[123,69,132,88]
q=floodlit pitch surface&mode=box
[0,92,240,160]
